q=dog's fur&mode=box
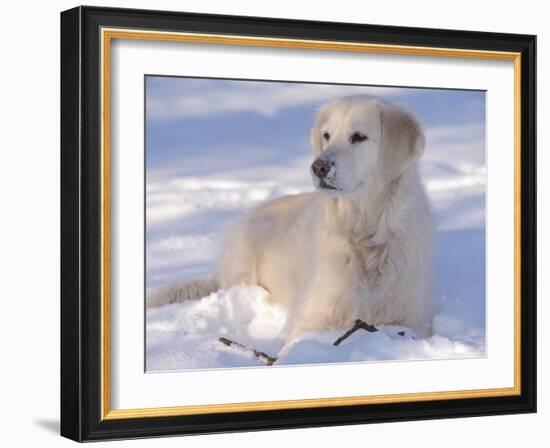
[147,96,435,340]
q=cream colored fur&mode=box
[147,96,435,340]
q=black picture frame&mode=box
[61,5,536,442]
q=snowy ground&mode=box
[145,82,486,371]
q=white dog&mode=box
[147,96,435,340]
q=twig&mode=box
[218,337,278,366]
[333,319,378,346]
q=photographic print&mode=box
[61,7,536,440]
[145,77,486,372]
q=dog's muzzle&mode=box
[311,158,339,191]
[311,159,334,179]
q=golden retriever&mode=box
[147,96,435,340]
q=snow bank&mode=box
[146,285,484,371]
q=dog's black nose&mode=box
[311,159,333,179]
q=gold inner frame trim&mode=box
[100,27,522,421]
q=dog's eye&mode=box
[350,132,368,143]
[323,132,330,141]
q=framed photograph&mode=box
[60,6,536,442]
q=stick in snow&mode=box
[333,319,378,346]
[218,337,278,366]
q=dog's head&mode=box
[310,96,425,195]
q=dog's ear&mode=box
[378,103,425,182]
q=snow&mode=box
[146,285,484,371]
[145,85,486,371]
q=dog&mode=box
[147,96,435,340]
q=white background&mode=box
[0,0,546,446]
